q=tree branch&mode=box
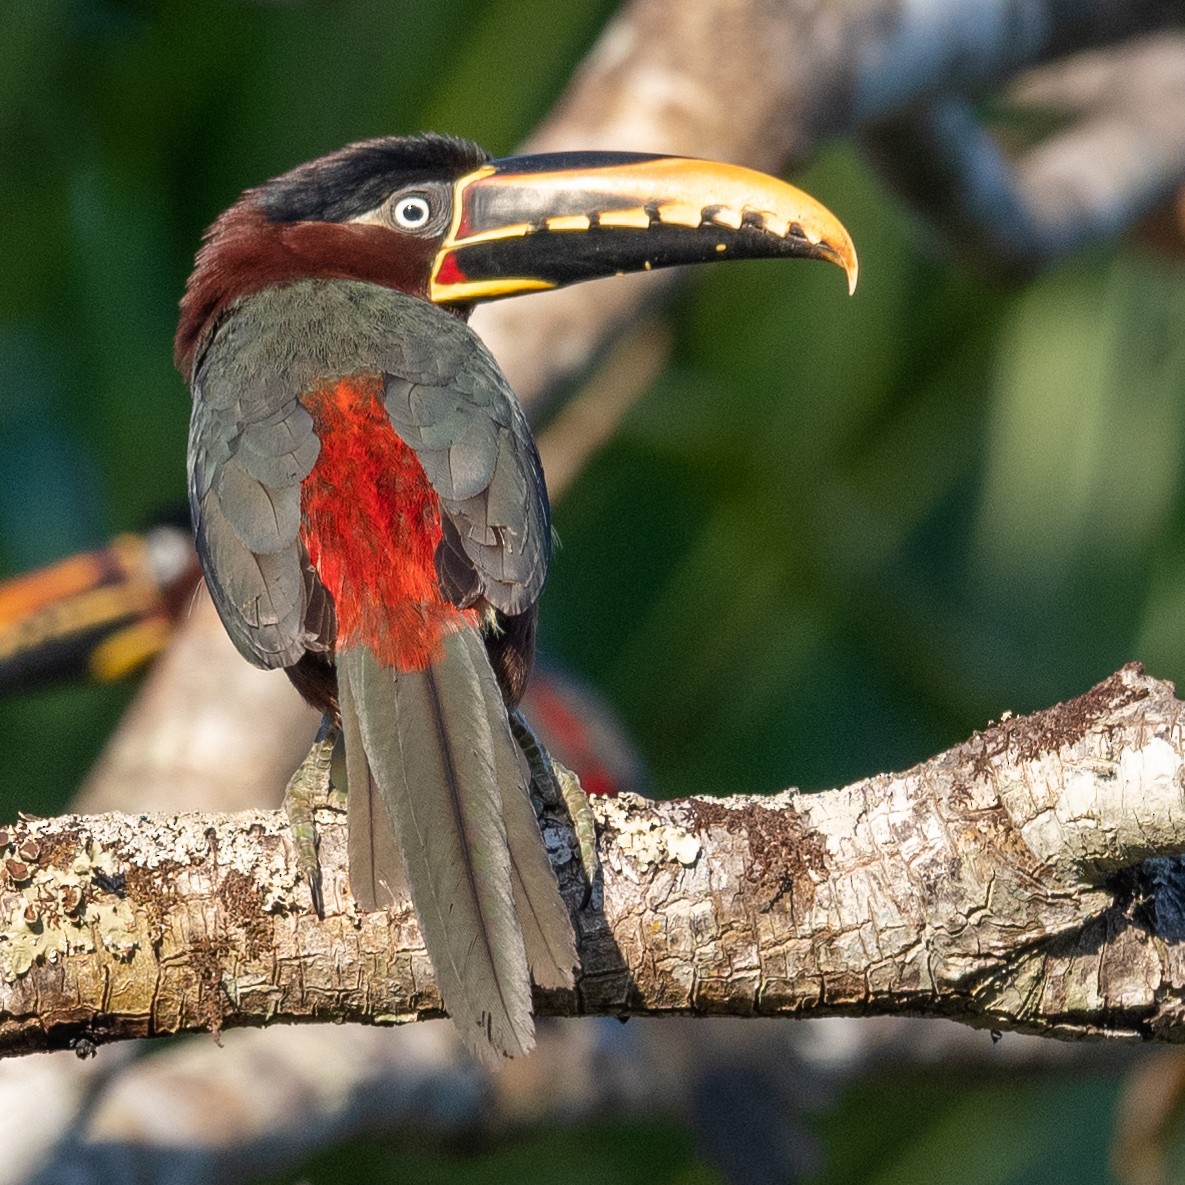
[6,664,1185,1055]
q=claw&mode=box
[307,870,325,920]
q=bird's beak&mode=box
[429,151,858,305]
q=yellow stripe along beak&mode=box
[429,152,857,305]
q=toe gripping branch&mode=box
[510,709,600,904]
[283,714,342,917]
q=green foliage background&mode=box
[3,1,1185,1181]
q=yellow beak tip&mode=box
[821,241,858,295]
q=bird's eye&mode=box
[392,195,433,230]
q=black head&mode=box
[254,134,490,224]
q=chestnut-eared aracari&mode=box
[176,133,856,1066]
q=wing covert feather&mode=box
[188,358,327,668]
[379,299,550,616]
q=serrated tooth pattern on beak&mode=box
[755,211,790,239]
[656,201,705,229]
[705,206,743,230]
[544,214,593,232]
[598,208,652,230]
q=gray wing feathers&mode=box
[188,377,325,668]
[211,458,300,554]
[194,494,308,666]
[232,403,320,488]
[380,304,550,616]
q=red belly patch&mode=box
[299,374,476,670]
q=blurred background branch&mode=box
[860,33,1185,276]
[5,0,1185,1181]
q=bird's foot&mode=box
[510,710,599,901]
[554,758,598,895]
[283,715,341,918]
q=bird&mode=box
[175,132,856,1066]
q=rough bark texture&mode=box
[6,665,1185,1056]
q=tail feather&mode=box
[341,681,404,911]
[338,629,573,1065]
[491,728,578,991]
